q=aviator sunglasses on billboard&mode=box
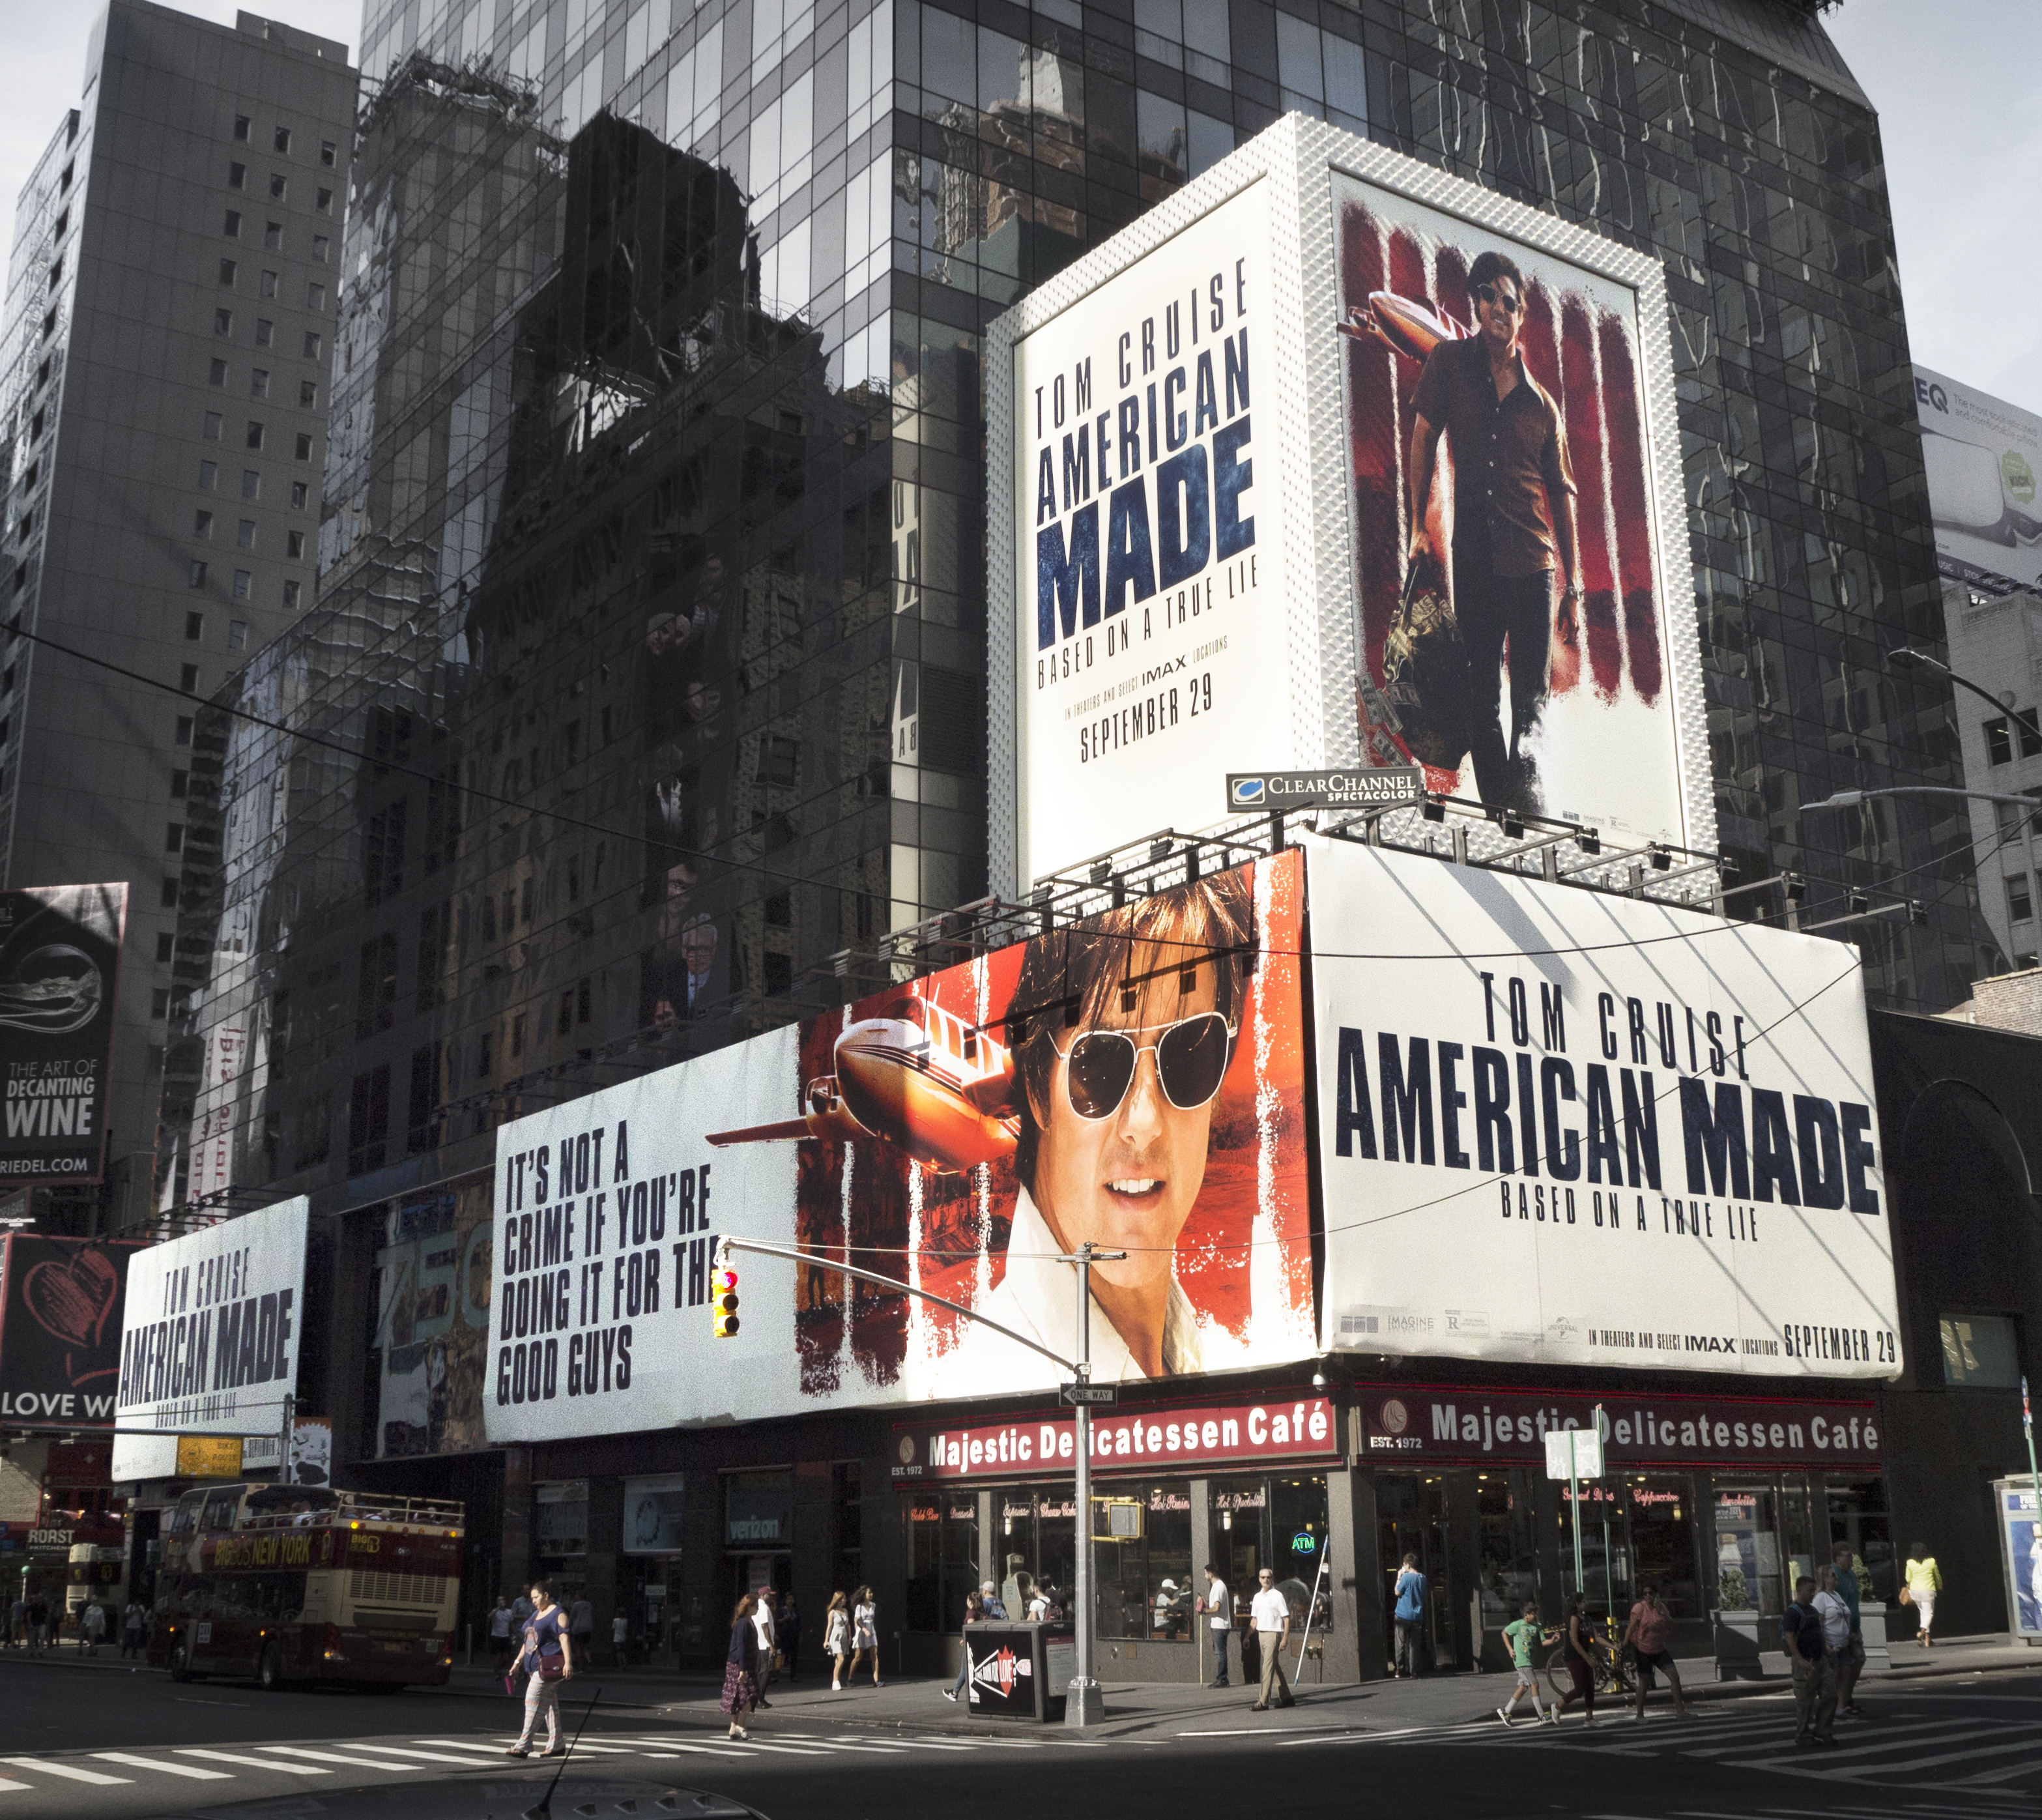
[1473,282,1523,315]
[1056,1012,1239,1121]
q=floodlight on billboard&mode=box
[986,114,1710,894]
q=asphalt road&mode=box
[2,1654,2039,1820]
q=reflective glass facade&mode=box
[159,0,1982,1226]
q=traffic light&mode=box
[710,1267,740,1338]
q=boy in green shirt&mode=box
[1498,1601,1556,1726]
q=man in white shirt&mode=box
[611,1611,629,1665]
[752,1590,777,1707]
[1813,1568,1854,1660]
[1250,1568,1294,1711]
[1203,1563,1233,1688]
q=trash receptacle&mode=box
[959,1621,1076,1721]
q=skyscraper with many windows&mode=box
[0,3,354,1230]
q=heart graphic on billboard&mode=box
[23,1247,119,1348]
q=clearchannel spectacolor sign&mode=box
[1226,767,1424,813]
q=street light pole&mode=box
[1807,785,2039,929]
[1889,647,2042,745]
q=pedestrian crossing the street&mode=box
[1348,1694,2042,1802]
[0,1726,1101,1796]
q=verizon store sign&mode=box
[892,1393,1338,1482]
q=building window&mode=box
[256,317,274,347]
[2009,874,2033,925]
[302,330,322,359]
[180,663,198,692]
[251,369,269,398]
[156,932,175,962]
[320,139,337,167]
[242,469,260,499]
[1986,717,2013,766]
[228,161,246,188]
[237,519,256,549]
[223,209,241,237]
[209,358,227,386]
[286,530,305,558]
[298,379,317,408]
[228,620,247,650]
[246,421,265,449]
[274,126,293,153]
[151,988,170,1017]
[260,270,278,298]
[295,432,313,460]
[269,173,287,200]
[263,220,282,250]
[311,235,330,263]
[282,578,300,608]
[316,186,333,212]
[1940,1314,2022,1387]
[218,258,237,286]
[233,115,250,143]
[199,459,218,489]
[192,511,212,540]
[306,281,324,311]
[185,611,203,639]
[164,824,184,853]
[214,307,232,334]
[233,570,251,600]
[203,411,222,441]
[187,560,207,587]
[175,717,192,746]
[170,768,188,797]
[289,480,308,508]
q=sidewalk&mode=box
[3,1633,2034,1741]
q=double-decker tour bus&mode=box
[148,1481,463,1690]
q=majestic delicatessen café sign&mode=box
[893,1393,1338,1482]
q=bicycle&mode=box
[1544,1631,1633,1707]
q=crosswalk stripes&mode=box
[0,1724,1119,1795]
[1375,1696,2042,1798]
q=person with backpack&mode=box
[1392,1552,1428,1678]
[1783,1574,1838,1747]
[1553,1594,1601,1726]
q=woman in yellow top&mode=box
[1904,1545,1942,1645]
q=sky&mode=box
[0,0,2031,418]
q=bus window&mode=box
[167,1491,206,1537]
[200,1488,242,1532]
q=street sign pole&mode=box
[1596,1403,1613,1621]
[2024,1376,2039,1513]
[1065,1241,1121,1729]
[1568,1430,1585,1604]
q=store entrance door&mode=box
[1376,1473,1455,1673]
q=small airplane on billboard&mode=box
[706,996,1020,1175]
[1338,289,1467,365]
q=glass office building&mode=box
[149,0,1991,1649]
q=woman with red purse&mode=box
[506,1582,575,1757]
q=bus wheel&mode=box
[169,1642,195,1684]
[257,1642,287,1692]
